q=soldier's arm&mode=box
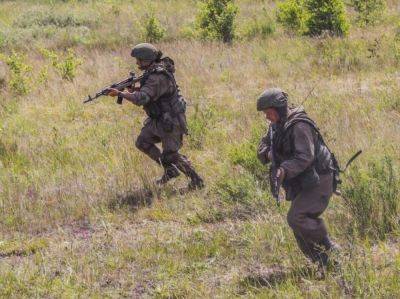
[257,126,272,165]
[280,122,315,180]
[121,73,172,106]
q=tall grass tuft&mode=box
[343,155,400,240]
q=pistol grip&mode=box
[117,95,123,105]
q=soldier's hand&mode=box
[107,88,120,97]
[276,167,285,184]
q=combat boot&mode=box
[173,155,205,190]
[317,237,341,272]
[156,165,180,185]
[321,236,341,252]
[188,173,205,190]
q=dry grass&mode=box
[0,0,400,297]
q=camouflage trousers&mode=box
[286,172,334,263]
[135,117,198,179]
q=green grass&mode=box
[0,0,400,297]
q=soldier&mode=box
[107,43,204,190]
[256,88,339,267]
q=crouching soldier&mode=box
[256,88,339,267]
[107,43,204,190]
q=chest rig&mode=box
[272,114,333,196]
[140,61,186,120]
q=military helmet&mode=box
[256,88,288,111]
[131,43,158,61]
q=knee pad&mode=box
[135,136,152,152]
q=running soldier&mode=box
[107,43,204,189]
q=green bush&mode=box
[351,0,386,26]
[343,155,400,240]
[277,0,307,34]
[196,0,238,43]
[41,48,82,81]
[1,52,32,95]
[142,14,166,43]
[305,0,349,37]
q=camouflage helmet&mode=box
[256,88,288,111]
[131,43,158,61]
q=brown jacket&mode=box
[258,107,332,199]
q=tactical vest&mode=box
[273,112,333,193]
[140,62,186,120]
[283,115,333,173]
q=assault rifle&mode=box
[269,124,283,206]
[83,72,142,105]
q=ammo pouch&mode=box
[161,112,174,132]
[144,102,162,119]
[285,166,320,195]
[300,167,320,189]
[169,95,187,134]
[170,95,186,115]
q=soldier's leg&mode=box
[135,120,162,164]
[287,173,334,263]
[160,131,204,189]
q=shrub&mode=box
[351,0,386,26]
[305,0,349,37]
[142,14,166,43]
[342,155,400,240]
[41,48,82,81]
[277,0,307,34]
[196,0,238,43]
[1,52,32,95]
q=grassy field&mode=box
[0,0,400,297]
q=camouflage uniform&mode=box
[126,58,203,188]
[258,95,336,265]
